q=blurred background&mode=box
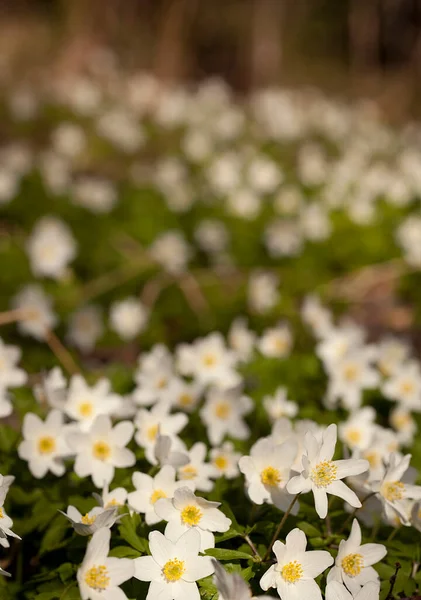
[1,0,421,118]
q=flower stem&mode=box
[263,494,299,562]
[244,534,262,561]
[45,330,80,375]
[385,562,401,600]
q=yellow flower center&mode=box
[92,441,111,461]
[214,455,228,471]
[261,466,282,486]
[214,401,231,420]
[400,381,414,396]
[157,378,168,389]
[162,558,185,582]
[345,429,362,445]
[150,489,167,504]
[382,481,405,502]
[81,513,96,525]
[181,504,202,526]
[179,465,197,480]
[341,553,364,577]
[38,435,56,455]
[311,461,338,488]
[203,353,216,367]
[391,412,411,429]
[85,565,110,590]
[0,508,4,519]
[274,337,288,353]
[147,424,159,441]
[281,560,303,583]
[364,451,380,468]
[343,364,359,382]
[79,401,94,418]
[179,393,193,407]
[105,499,121,508]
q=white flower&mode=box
[301,295,333,339]
[260,528,333,600]
[210,442,241,479]
[227,189,261,220]
[168,378,202,413]
[325,350,379,411]
[128,465,194,525]
[51,122,86,158]
[382,362,421,410]
[194,220,229,255]
[338,408,376,452]
[67,415,135,488]
[389,406,417,445]
[134,528,214,600]
[239,438,298,512]
[155,487,231,552]
[110,297,149,340]
[0,478,20,548]
[133,345,175,407]
[376,337,409,377]
[149,231,191,274]
[72,178,117,214]
[60,505,120,536]
[258,324,292,359]
[370,453,421,525]
[18,410,69,478]
[67,305,103,352]
[134,401,188,464]
[264,220,303,258]
[326,581,380,600]
[0,338,26,391]
[316,325,365,369]
[176,333,240,389]
[177,442,217,492]
[26,216,77,279]
[93,483,128,510]
[12,284,57,340]
[77,528,134,599]
[248,271,279,314]
[287,424,369,518]
[263,388,298,422]
[63,375,122,431]
[227,317,256,362]
[200,386,253,446]
[96,109,145,153]
[327,519,386,595]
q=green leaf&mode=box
[205,548,252,561]
[118,514,148,553]
[109,545,141,558]
[297,521,321,538]
[40,515,69,556]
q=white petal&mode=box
[134,556,162,582]
[334,460,369,479]
[285,528,307,556]
[319,424,337,461]
[83,528,110,566]
[260,565,276,591]
[359,544,387,566]
[328,480,361,509]
[107,557,134,586]
[111,421,134,447]
[149,530,176,566]
[313,487,328,518]
[183,556,214,582]
[325,581,352,600]
[301,550,333,577]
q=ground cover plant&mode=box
[1,68,421,599]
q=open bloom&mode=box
[128,465,194,525]
[67,415,135,488]
[287,424,369,518]
[77,528,134,599]
[60,505,120,536]
[155,487,231,552]
[0,478,20,548]
[370,453,421,524]
[135,402,188,464]
[200,386,253,445]
[177,442,217,492]
[327,519,386,595]
[64,375,122,432]
[18,410,69,478]
[134,528,214,600]
[325,581,380,600]
[0,338,27,390]
[260,528,333,600]
[239,438,298,512]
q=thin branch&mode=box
[385,562,401,600]
[45,330,80,376]
[263,494,299,562]
[244,534,262,561]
